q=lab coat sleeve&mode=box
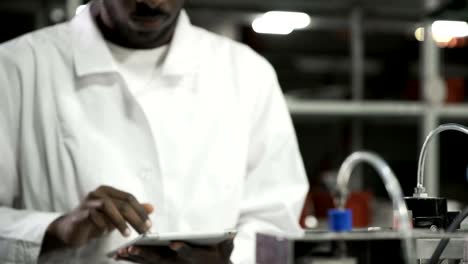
[230,60,309,264]
[0,48,62,263]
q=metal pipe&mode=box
[420,18,443,196]
[336,151,414,263]
[351,7,364,101]
[350,7,365,190]
[415,123,468,197]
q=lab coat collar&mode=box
[70,6,199,77]
[161,11,199,76]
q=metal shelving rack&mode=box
[285,6,468,196]
[287,96,468,196]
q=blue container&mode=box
[328,209,353,232]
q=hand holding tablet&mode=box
[109,230,236,264]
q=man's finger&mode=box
[142,203,155,214]
[89,191,131,237]
[118,247,130,258]
[124,246,166,264]
[88,207,116,233]
[115,200,150,234]
[89,208,108,232]
[169,242,193,259]
[100,186,152,230]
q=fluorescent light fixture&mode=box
[265,11,311,29]
[252,11,311,35]
[415,20,468,44]
[252,18,294,35]
[76,5,87,15]
[432,20,468,38]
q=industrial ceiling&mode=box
[187,0,457,19]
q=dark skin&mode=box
[41,186,154,253]
[40,185,233,264]
[41,1,234,263]
[90,0,184,49]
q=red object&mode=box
[446,78,465,103]
[346,192,372,227]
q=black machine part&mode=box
[404,197,460,230]
[428,206,468,264]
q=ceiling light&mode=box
[252,11,311,35]
[432,20,468,38]
[415,27,425,42]
[415,20,468,45]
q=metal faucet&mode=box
[335,151,415,263]
[415,123,468,197]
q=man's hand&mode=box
[115,240,234,264]
[41,186,154,254]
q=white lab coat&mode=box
[0,6,308,264]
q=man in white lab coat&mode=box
[0,0,308,263]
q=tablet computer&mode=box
[107,230,237,258]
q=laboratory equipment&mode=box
[333,151,414,264]
[257,152,416,263]
[256,150,468,263]
[428,206,468,264]
[256,229,468,264]
[405,124,468,231]
[256,126,468,264]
